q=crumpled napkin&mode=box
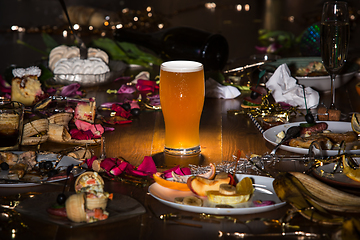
[266,63,319,109]
[205,78,241,99]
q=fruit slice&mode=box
[342,155,360,182]
[182,196,203,206]
[236,177,254,195]
[187,176,230,197]
[219,184,237,195]
[197,163,216,179]
[171,171,190,183]
[207,191,251,204]
[153,172,190,191]
[351,113,360,134]
[174,197,184,204]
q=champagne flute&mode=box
[321,1,350,109]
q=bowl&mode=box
[53,60,128,87]
[262,57,359,92]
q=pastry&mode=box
[11,66,45,106]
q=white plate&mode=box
[148,174,285,215]
[0,153,85,187]
[263,57,358,92]
[263,121,360,156]
[312,161,360,189]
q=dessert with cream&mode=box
[49,45,109,71]
[53,57,110,75]
[11,66,45,106]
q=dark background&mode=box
[0,0,359,73]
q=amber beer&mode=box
[160,61,205,155]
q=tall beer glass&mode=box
[160,60,205,155]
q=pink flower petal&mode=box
[111,161,132,176]
[74,119,104,136]
[136,79,158,92]
[174,167,191,175]
[136,156,157,175]
[117,84,136,94]
[83,156,97,168]
[61,83,81,97]
[70,129,93,140]
[111,104,131,119]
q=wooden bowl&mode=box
[75,171,104,193]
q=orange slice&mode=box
[236,177,254,195]
[342,155,360,182]
[153,172,190,191]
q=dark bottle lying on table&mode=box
[114,26,229,71]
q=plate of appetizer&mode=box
[263,121,360,156]
[0,151,86,187]
[148,174,286,215]
[263,57,358,91]
[312,156,360,189]
[15,171,146,227]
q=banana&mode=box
[182,196,203,207]
[289,172,360,206]
[206,191,250,204]
[273,173,344,225]
[219,184,237,195]
[304,194,360,213]
[351,113,360,134]
[174,197,184,204]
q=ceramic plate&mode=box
[0,153,85,187]
[312,161,360,189]
[148,174,285,215]
[15,192,146,228]
[263,121,360,156]
[263,57,358,91]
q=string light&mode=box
[205,2,216,10]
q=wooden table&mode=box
[1,69,360,240]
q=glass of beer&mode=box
[160,60,205,155]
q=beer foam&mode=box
[161,61,203,73]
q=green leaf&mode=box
[91,38,163,67]
[38,64,54,82]
[41,33,59,54]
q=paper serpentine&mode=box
[247,113,264,134]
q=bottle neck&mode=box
[114,27,229,70]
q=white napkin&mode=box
[265,64,319,109]
[205,78,241,99]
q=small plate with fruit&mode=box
[148,174,285,215]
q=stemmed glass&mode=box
[321,1,350,109]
